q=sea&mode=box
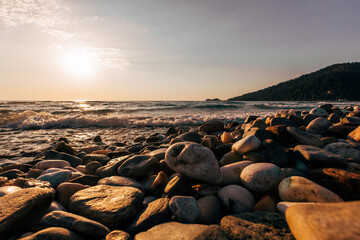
[0,100,359,160]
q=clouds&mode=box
[0,0,129,71]
[0,0,66,27]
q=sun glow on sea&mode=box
[62,49,96,77]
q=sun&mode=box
[62,49,96,77]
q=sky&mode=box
[0,0,359,101]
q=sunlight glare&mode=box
[63,50,96,77]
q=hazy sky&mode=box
[1,0,359,101]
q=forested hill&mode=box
[228,62,360,101]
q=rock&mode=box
[285,201,360,240]
[282,168,308,178]
[174,132,202,143]
[93,135,102,142]
[0,169,23,180]
[309,107,328,117]
[217,185,255,213]
[148,148,167,161]
[56,182,88,209]
[69,175,100,186]
[270,117,298,127]
[243,151,268,163]
[348,125,360,141]
[37,169,72,188]
[327,123,358,138]
[54,141,76,155]
[197,195,223,224]
[41,210,110,238]
[220,161,253,185]
[242,127,273,142]
[232,135,262,155]
[149,171,168,196]
[276,201,314,214]
[219,151,242,166]
[96,156,129,178]
[45,150,82,167]
[221,131,234,143]
[134,222,228,240]
[328,113,341,123]
[266,125,297,146]
[164,174,190,198]
[169,196,201,223]
[126,198,171,234]
[82,154,110,165]
[324,142,360,163]
[294,145,348,168]
[19,227,84,240]
[85,161,102,175]
[321,136,338,145]
[253,195,277,212]
[262,139,293,166]
[307,168,360,200]
[212,143,232,160]
[220,211,294,240]
[165,142,222,184]
[240,163,286,193]
[118,155,159,179]
[198,120,224,134]
[69,185,144,229]
[278,176,343,203]
[286,127,324,147]
[306,117,331,134]
[23,178,53,189]
[34,160,71,169]
[0,185,22,197]
[0,188,54,238]
[98,176,144,191]
[106,230,132,240]
[302,113,317,125]
[80,145,103,154]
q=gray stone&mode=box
[165,142,222,184]
[117,155,159,179]
[69,185,144,229]
[37,169,72,188]
[309,107,328,117]
[240,163,286,193]
[220,161,253,185]
[217,185,255,213]
[169,196,201,223]
[98,176,144,191]
[232,135,262,155]
[45,150,82,167]
[306,117,331,134]
[287,127,324,147]
[34,160,71,169]
[198,120,224,134]
[82,154,110,165]
[197,195,223,225]
[295,145,348,168]
[126,198,171,234]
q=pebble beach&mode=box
[1,102,360,239]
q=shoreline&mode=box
[0,103,360,239]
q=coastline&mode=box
[0,102,360,238]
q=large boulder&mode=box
[287,127,324,147]
[19,227,84,240]
[0,188,54,238]
[285,201,360,240]
[69,185,144,229]
[165,142,222,184]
